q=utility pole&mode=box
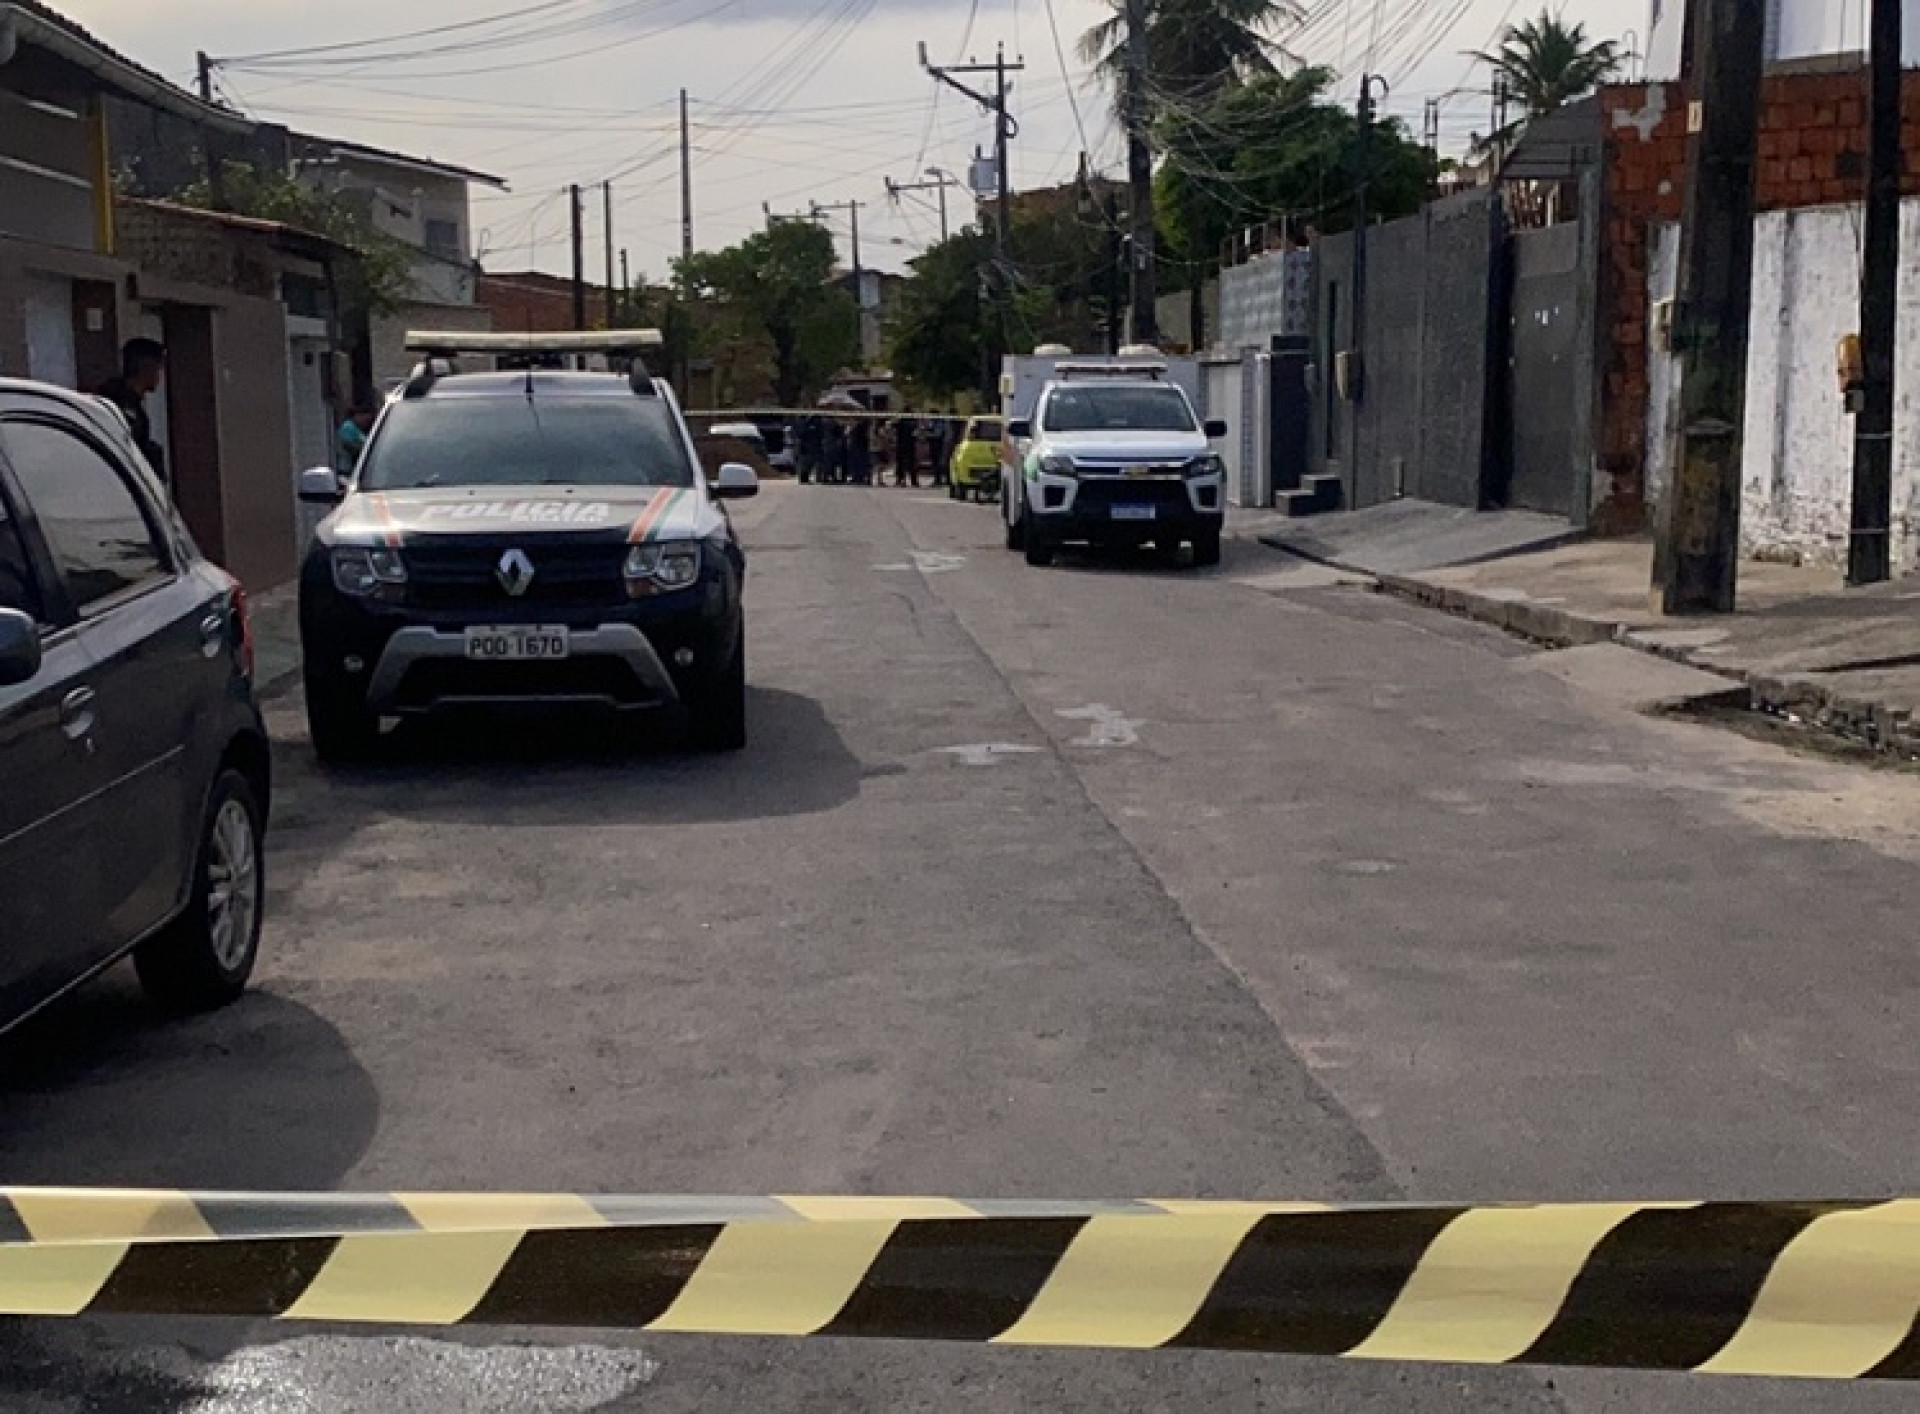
[196,51,215,102]
[1848,0,1903,587]
[920,39,1024,389]
[1122,0,1156,344]
[1106,192,1123,355]
[619,248,631,322]
[679,89,695,273]
[569,183,587,332]
[812,199,867,358]
[1655,0,1767,614]
[886,171,959,242]
[1351,75,1383,488]
[602,182,616,329]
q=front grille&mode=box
[405,539,626,611]
[1073,477,1192,512]
[393,657,655,710]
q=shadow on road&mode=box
[285,686,869,829]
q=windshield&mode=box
[359,397,695,491]
[1041,385,1196,434]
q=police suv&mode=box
[1002,360,1229,568]
[297,332,756,762]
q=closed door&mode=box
[0,418,204,956]
[0,481,106,1014]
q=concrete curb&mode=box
[1370,573,1920,759]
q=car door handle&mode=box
[200,611,227,659]
[60,687,98,745]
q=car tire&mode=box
[690,634,748,753]
[949,482,963,501]
[135,768,264,1014]
[1005,495,1027,551]
[1024,525,1054,567]
[305,669,380,765]
[1194,529,1223,568]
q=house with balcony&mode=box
[289,134,507,385]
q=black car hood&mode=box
[327,485,710,543]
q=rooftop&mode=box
[292,133,509,191]
[2,0,252,132]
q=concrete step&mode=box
[1277,472,1345,519]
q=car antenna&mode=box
[523,311,536,401]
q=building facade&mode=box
[1645,0,1920,78]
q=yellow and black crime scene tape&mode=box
[3,1190,1920,1381]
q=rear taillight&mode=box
[232,584,256,680]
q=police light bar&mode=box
[1055,360,1168,379]
[403,330,665,356]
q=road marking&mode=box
[874,552,968,575]
[1057,705,1143,749]
[940,743,1043,767]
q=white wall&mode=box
[1645,200,1920,571]
[1645,0,1920,77]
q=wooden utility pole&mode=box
[1848,0,1904,587]
[679,89,695,273]
[1351,75,1382,491]
[602,182,616,329]
[569,184,587,332]
[1654,0,1767,615]
[1123,0,1157,344]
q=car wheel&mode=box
[1005,493,1027,551]
[305,668,380,765]
[1194,529,1223,568]
[689,633,747,752]
[949,482,963,501]
[1024,524,1055,567]
[135,769,264,1013]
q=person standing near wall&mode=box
[336,406,375,476]
[95,338,168,476]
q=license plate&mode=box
[1111,504,1157,522]
[464,626,570,661]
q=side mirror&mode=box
[1006,419,1032,440]
[712,462,760,500]
[0,608,43,689]
[298,466,346,505]
[1204,418,1229,440]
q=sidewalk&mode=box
[249,583,302,698]
[1375,539,1920,755]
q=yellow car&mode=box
[948,417,1004,502]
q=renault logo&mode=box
[496,549,536,597]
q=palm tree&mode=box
[1473,9,1623,125]
[1079,0,1297,107]
[1079,0,1300,348]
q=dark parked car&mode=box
[0,379,270,1032]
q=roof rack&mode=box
[400,330,667,398]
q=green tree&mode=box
[676,221,858,407]
[1082,0,1301,347]
[888,230,992,399]
[1472,9,1622,146]
[1157,67,1434,255]
[174,161,413,319]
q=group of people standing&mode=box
[794,414,959,489]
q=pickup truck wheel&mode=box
[689,635,748,753]
[136,769,263,1013]
[1194,528,1223,568]
[306,669,380,765]
[1005,496,1027,551]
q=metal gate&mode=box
[1506,221,1593,518]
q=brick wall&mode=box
[477,271,612,334]
[1594,71,1920,533]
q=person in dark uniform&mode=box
[96,337,167,474]
[848,418,873,486]
[823,417,847,484]
[797,414,825,484]
[893,417,919,488]
[930,415,955,488]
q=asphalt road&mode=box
[6,481,1920,1411]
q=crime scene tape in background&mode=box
[3,1190,1920,1381]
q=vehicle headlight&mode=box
[625,540,702,596]
[331,546,408,597]
[1185,454,1227,479]
[1040,453,1078,478]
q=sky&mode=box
[56,0,1627,279]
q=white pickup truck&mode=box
[1001,361,1229,568]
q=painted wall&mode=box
[1645,0,1920,77]
[1644,200,1920,572]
